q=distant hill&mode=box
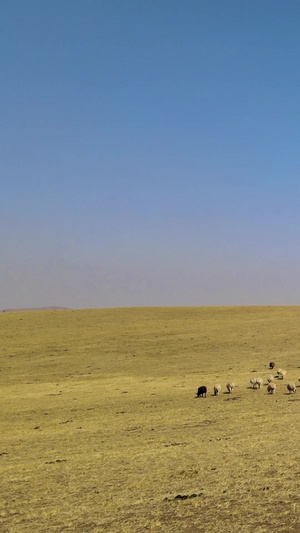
[1,306,71,313]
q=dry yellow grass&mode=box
[1,306,300,532]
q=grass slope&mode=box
[1,306,300,532]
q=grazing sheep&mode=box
[277,369,286,379]
[197,386,207,398]
[269,362,275,369]
[256,377,263,389]
[226,382,235,393]
[267,375,274,383]
[298,377,300,386]
[287,382,296,394]
[267,383,276,394]
[250,378,263,389]
[213,384,221,396]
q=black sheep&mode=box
[197,386,207,398]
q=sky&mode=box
[1,0,300,309]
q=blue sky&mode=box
[2,0,300,308]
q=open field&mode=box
[1,306,300,532]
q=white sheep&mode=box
[267,375,274,383]
[267,383,276,394]
[255,377,263,389]
[226,382,235,393]
[287,382,296,394]
[250,377,263,389]
[277,369,286,379]
[213,384,221,396]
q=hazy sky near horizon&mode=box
[2,0,300,309]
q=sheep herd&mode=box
[197,361,300,398]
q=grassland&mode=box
[1,306,300,532]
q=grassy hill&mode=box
[1,306,300,532]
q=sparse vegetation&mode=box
[1,306,300,532]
